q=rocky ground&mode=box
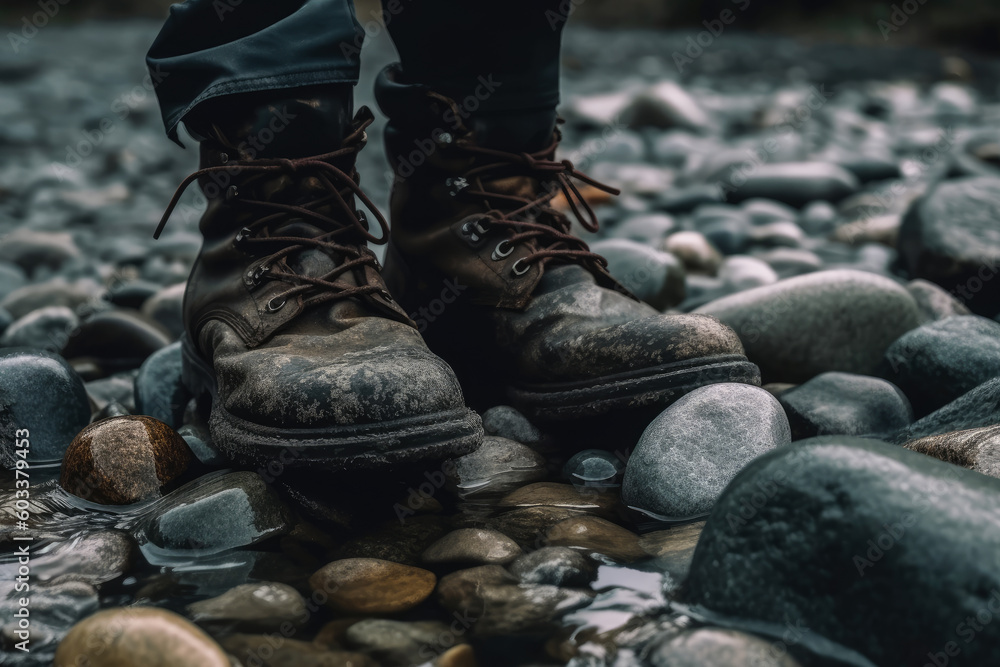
[2,18,1000,667]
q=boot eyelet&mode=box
[226,185,239,201]
[492,240,514,261]
[234,227,252,244]
[437,132,453,145]
[219,152,229,164]
[445,177,468,196]
[462,219,490,243]
[266,295,287,312]
[511,258,532,276]
[379,289,394,303]
[245,264,270,288]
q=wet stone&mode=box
[481,405,550,449]
[696,269,923,383]
[144,471,292,553]
[509,546,596,587]
[648,628,803,667]
[684,437,1000,667]
[590,238,686,310]
[891,377,1000,444]
[906,279,972,323]
[437,565,593,637]
[449,436,547,497]
[34,530,133,587]
[498,482,618,518]
[332,515,452,566]
[638,521,704,581]
[309,558,436,614]
[220,634,377,667]
[879,315,1000,417]
[543,515,647,563]
[422,528,523,566]
[623,384,790,519]
[62,309,172,373]
[562,449,625,487]
[55,607,230,667]
[904,425,1000,479]
[61,415,192,505]
[486,506,590,549]
[0,349,91,467]
[187,582,307,633]
[0,305,78,350]
[134,341,189,428]
[778,372,913,439]
[344,619,455,666]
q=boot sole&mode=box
[507,354,761,421]
[180,335,484,471]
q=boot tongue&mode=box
[272,221,351,282]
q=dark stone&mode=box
[904,425,1000,479]
[716,162,860,207]
[144,471,292,553]
[0,349,91,467]
[62,309,172,373]
[890,377,1000,445]
[33,530,133,586]
[134,341,189,428]
[696,270,922,384]
[683,437,1000,667]
[898,176,1000,316]
[0,278,99,320]
[622,384,790,520]
[906,279,972,323]
[880,316,1000,417]
[481,406,550,449]
[0,305,78,350]
[648,628,803,667]
[508,546,596,587]
[0,229,80,276]
[590,238,686,310]
[778,372,913,439]
[140,282,185,340]
[60,415,192,505]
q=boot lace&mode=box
[452,137,620,275]
[153,116,391,311]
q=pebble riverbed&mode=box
[2,18,1000,667]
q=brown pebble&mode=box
[309,558,436,614]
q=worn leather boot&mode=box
[375,65,760,421]
[154,88,482,470]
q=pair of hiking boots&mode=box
[156,67,759,471]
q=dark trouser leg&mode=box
[146,0,363,145]
[379,0,567,150]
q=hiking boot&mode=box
[375,65,760,420]
[154,89,482,470]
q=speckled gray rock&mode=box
[891,377,1000,444]
[622,383,791,519]
[695,270,923,383]
[508,547,595,587]
[898,176,1000,316]
[684,437,1000,667]
[0,349,91,467]
[0,277,100,320]
[187,582,307,633]
[590,238,685,310]
[754,247,823,279]
[904,425,1000,479]
[648,628,803,667]
[718,256,778,290]
[449,436,547,496]
[421,528,523,566]
[620,81,712,132]
[880,316,1000,417]
[0,305,78,350]
[144,471,292,553]
[906,279,972,323]
[663,231,722,276]
[134,341,188,428]
[778,372,913,439]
